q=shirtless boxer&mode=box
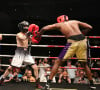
[40,15,96,90]
[0,21,42,88]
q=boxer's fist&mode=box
[26,24,39,37]
[31,36,39,44]
[28,24,39,34]
[34,32,41,42]
[31,32,41,44]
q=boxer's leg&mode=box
[42,43,76,90]
[0,66,12,85]
[76,40,96,89]
[24,53,42,89]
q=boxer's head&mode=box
[57,15,68,23]
[18,21,29,33]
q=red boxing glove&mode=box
[29,24,41,44]
[31,36,39,44]
[31,32,41,44]
[35,32,41,43]
[28,24,39,33]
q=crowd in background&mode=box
[0,57,100,84]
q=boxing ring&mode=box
[0,34,100,90]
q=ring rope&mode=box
[0,54,100,60]
[0,64,26,67]
[0,55,56,58]
[2,34,100,38]
[2,34,65,37]
[0,43,64,47]
[90,46,100,48]
[0,64,100,70]
[1,34,100,69]
[0,43,100,48]
[88,36,100,38]
[2,34,16,36]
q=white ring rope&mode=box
[0,64,26,67]
[0,43,17,46]
[0,43,100,48]
[0,64,10,67]
[0,43,64,47]
[1,34,100,65]
[0,55,51,58]
[0,55,100,60]
[2,33,100,38]
[2,34,65,37]
[0,55,14,57]
[0,64,100,70]
[0,64,50,67]
[2,34,16,36]
[0,55,58,59]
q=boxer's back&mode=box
[58,20,82,38]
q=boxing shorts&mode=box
[11,47,35,67]
[58,35,87,62]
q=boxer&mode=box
[0,21,42,89]
[40,15,96,90]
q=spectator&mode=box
[22,70,36,82]
[24,65,33,75]
[58,68,71,83]
[38,58,42,65]
[75,62,82,72]
[65,60,77,83]
[45,67,56,83]
[74,70,89,84]
[75,70,80,78]
[34,58,38,65]
[50,59,55,67]
[13,68,23,82]
[76,62,81,68]
[92,71,100,84]
[38,58,50,82]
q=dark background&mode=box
[0,0,100,34]
[0,0,100,58]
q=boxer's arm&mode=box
[0,34,2,40]
[78,21,93,29]
[40,24,58,35]
[78,21,93,35]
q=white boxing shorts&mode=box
[11,47,35,67]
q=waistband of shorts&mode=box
[68,34,85,41]
[17,47,28,50]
